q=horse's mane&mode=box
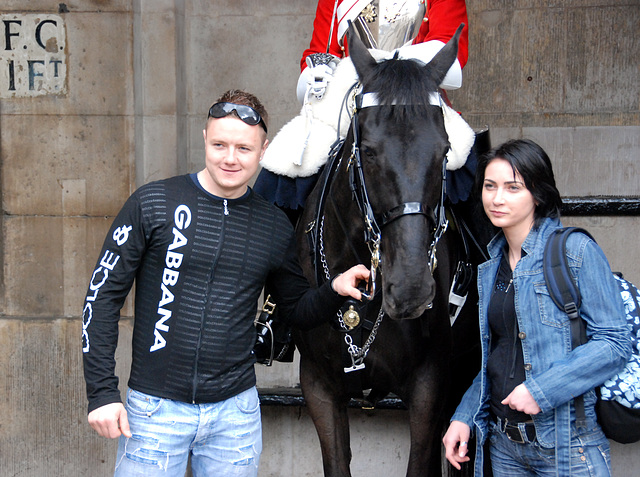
[360,55,440,120]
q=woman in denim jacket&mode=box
[442,139,631,476]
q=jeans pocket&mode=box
[534,441,556,462]
[234,387,260,414]
[126,388,164,417]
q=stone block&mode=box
[563,216,640,285]
[0,317,132,477]
[564,7,639,113]
[188,0,316,17]
[451,4,639,129]
[0,1,132,12]
[470,0,633,12]
[453,7,567,115]
[3,215,134,317]
[0,13,68,98]
[2,114,133,217]
[4,216,64,316]
[187,11,314,122]
[523,126,639,196]
[260,406,410,476]
[138,11,178,116]
[187,115,207,173]
[138,0,176,14]
[255,352,301,389]
[0,11,133,116]
[138,116,179,184]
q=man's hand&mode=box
[331,264,370,300]
[502,383,541,415]
[443,420,471,470]
[88,402,131,439]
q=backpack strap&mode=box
[542,226,596,429]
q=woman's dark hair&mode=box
[474,139,562,228]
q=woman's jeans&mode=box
[114,387,262,477]
[488,420,611,477]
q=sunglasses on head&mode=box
[208,102,267,134]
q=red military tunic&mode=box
[300,0,468,71]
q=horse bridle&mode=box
[348,91,450,300]
[303,88,453,372]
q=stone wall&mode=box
[0,1,637,475]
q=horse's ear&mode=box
[347,22,377,80]
[425,23,464,86]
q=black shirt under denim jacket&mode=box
[487,249,531,423]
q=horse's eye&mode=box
[361,146,376,160]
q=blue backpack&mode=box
[543,227,640,444]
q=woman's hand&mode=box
[443,420,471,470]
[502,383,541,415]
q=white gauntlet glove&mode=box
[297,53,340,103]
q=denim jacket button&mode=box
[518,332,526,339]
[524,363,532,371]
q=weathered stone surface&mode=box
[3,215,134,317]
[2,115,133,217]
[0,0,638,475]
[450,3,639,128]
[0,11,133,116]
[0,318,132,476]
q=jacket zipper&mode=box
[192,201,227,403]
[506,278,519,379]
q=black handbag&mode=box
[253,295,295,366]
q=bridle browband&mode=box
[347,91,450,299]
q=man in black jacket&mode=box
[82,89,369,476]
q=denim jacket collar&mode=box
[486,218,563,262]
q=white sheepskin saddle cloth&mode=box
[261,52,475,179]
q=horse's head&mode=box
[346,24,464,320]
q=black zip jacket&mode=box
[82,175,343,413]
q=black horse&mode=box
[294,25,486,476]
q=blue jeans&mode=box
[114,387,262,477]
[488,421,611,477]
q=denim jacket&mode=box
[452,217,631,476]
